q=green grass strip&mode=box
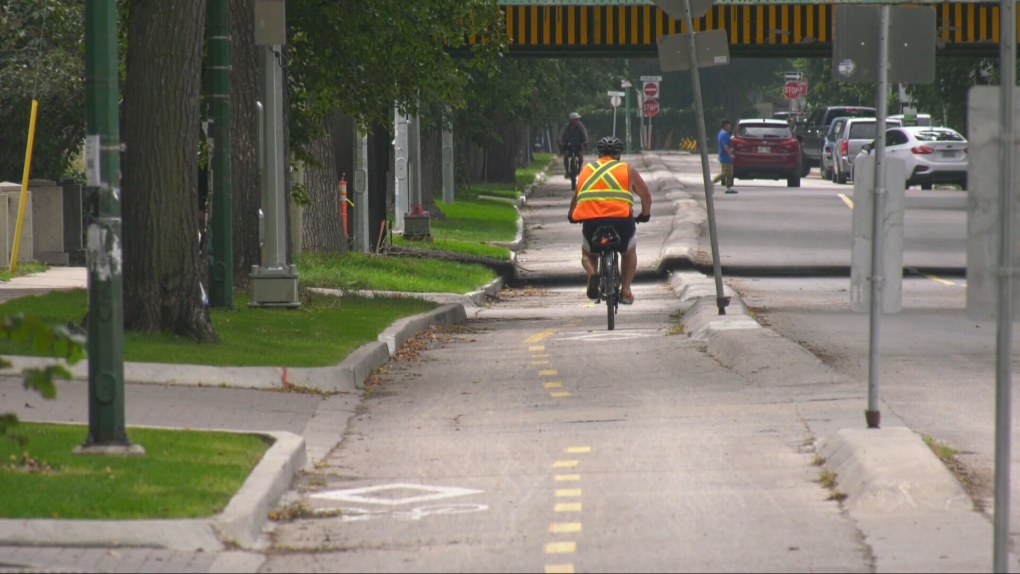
[296,251,498,292]
[0,423,270,519]
[0,288,437,368]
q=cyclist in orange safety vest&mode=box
[567,136,652,305]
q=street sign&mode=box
[833,5,936,84]
[621,79,632,88]
[642,99,660,118]
[610,95,622,107]
[782,80,802,100]
[640,75,662,82]
[966,86,1020,321]
[607,90,625,97]
[850,154,906,314]
[643,81,659,99]
[656,29,731,72]
[798,77,808,97]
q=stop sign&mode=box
[783,80,802,100]
[642,98,660,118]
[643,82,659,99]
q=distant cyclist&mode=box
[558,112,589,179]
[567,136,652,305]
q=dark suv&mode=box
[793,106,876,176]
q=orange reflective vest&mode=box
[571,158,633,220]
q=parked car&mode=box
[851,126,968,190]
[831,117,902,185]
[793,105,877,176]
[820,117,850,181]
[730,119,802,188]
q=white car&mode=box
[851,126,968,190]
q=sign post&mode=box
[654,0,731,316]
[622,78,633,153]
[608,90,625,137]
[641,75,661,150]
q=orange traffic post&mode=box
[11,99,39,273]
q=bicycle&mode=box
[565,144,583,191]
[590,225,623,330]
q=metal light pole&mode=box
[993,0,1015,569]
[623,77,633,154]
[80,0,139,453]
[681,0,728,315]
[864,6,891,429]
[207,0,233,308]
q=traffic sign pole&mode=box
[676,0,729,315]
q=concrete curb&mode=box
[2,278,504,394]
[818,427,972,514]
[0,430,305,552]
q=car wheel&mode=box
[921,183,933,190]
[836,169,848,185]
[799,152,811,177]
[787,175,801,188]
[821,167,832,180]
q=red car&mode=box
[730,119,802,188]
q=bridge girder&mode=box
[482,3,1006,58]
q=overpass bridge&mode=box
[482,1,1008,57]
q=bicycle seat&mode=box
[590,226,622,253]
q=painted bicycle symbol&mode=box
[320,503,489,522]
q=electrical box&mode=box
[0,191,34,266]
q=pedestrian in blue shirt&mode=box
[712,119,736,194]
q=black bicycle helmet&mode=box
[597,136,624,158]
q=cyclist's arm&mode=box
[567,185,581,221]
[629,166,652,217]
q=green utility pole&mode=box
[207,0,233,308]
[81,0,138,453]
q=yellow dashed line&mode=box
[529,345,546,351]
[533,353,551,358]
[545,565,575,574]
[539,369,558,377]
[532,360,550,365]
[555,489,582,497]
[554,502,582,512]
[554,474,580,481]
[550,392,572,398]
[549,523,583,534]
[544,382,563,389]
[565,446,591,454]
[545,541,577,554]
[838,193,853,209]
[553,460,579,468]
[527,329,558,343]
[927,274,956,286]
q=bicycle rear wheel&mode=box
[602,251,616,330]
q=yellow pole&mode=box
[11,99,39,273]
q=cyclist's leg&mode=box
[621,245,637,299]
[580,224,600,299]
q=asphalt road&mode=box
[657,153,1020,551]
[657,154,967,274]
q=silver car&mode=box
[832,117,901,184]
[821,117,849,181]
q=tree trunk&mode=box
[123,0,217,343]
[229,0,260,289]
[484,121,519,183]
[420,126,444,219]
[301,116,347,252]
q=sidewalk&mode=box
[0,153,1012,572]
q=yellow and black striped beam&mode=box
[480,3,1008,57]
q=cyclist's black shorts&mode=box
[581,217,636,253]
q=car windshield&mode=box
[913,130,965,142]
[835,108,876,119]
[848,123,879,139]
[737,125,791,138]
